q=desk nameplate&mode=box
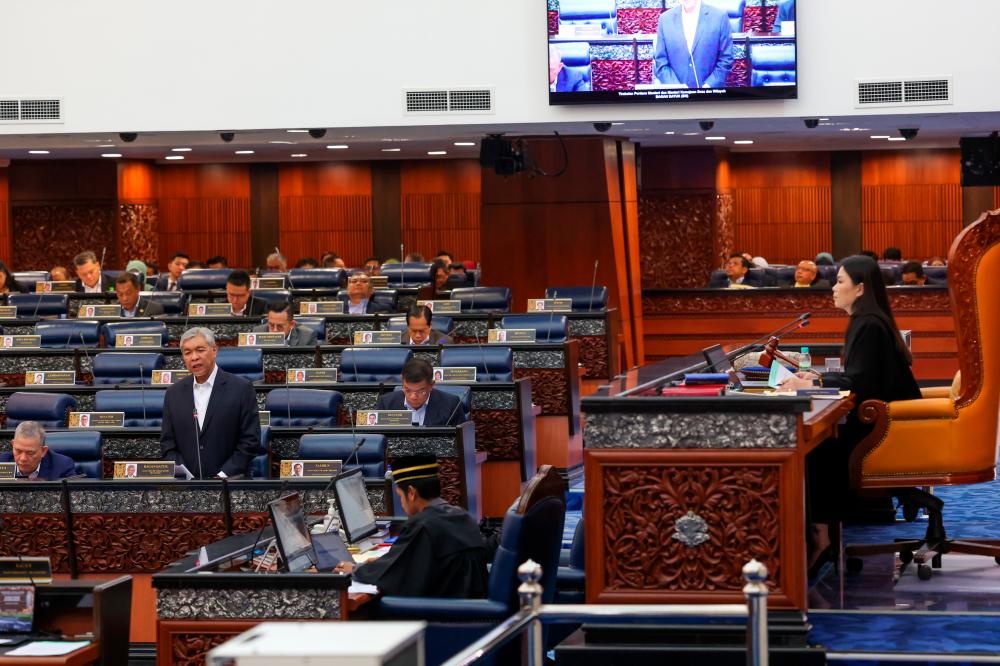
[238,332,286,347]
[353,331,401,345]
[280,459,343,479]
[301,301,344,315]
[0,335,41,349]
[356,410,411,427]
[527,298,573,313]
[35,281,75,293]
[152,370,191,385]
[69,412,125,428]
[25,370,75,386]
[79,304,121,318]
[417,300,461,314]
[188,303,231,316]
[116,334,163,348]
[287,368,339,383]
[433,366,476,382]
[489,329,535,344]
[113,460,175,479]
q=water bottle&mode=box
[799,347,812,373]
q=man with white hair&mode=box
[0,422,76,479]
[266,253,287,272]
[160,327,260,479]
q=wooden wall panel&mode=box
[278,163,372,267]
[400,160,480,263]
[0,170,10,267]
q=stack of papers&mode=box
[6,641,90,657]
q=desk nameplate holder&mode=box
[79,304,121,318]
[0,306,16,319]
[0,335,41,349]
[356,410,411,427]
[0,463,14,478]
[433,366,476,382]
[35,281,75,293]
[300,301,344,315]
[152,370,192,385]
[259,410,271,427]
[527,298,573,312]
[417,300,462,314]
[116,334,163,348]
[69,412,126,428]
[238,332,286,347]
[370,276,389,289]
[188,303,232,316]
[0,556,52,583]
[488,329,535,343]
[25,370,76,386]
[251,277,286,290]
[279,459,343,479]
[286,367,338,383]
[353,331,401,345]
[113,460,176,479]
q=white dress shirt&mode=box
[83,281,102,294]
[348,299,369,315]
[682,0,701,52]
[404,399,428,426]
[192,364,219,430]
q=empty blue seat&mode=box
[879,262,902,286]
[216,347,264,383]
[924,265,948,283]
[501,314,568,343]
[6,392,76,429]
[545,286,607,312]
[36,320,101,349]
[750,42,796,87]
[45,431,103,479]
[295,317,327,342]
[288,268,344,290]
[102,321,168,348]
[556,520,585,603]
[94,389,166,427]
[9,294,68,318]
[371,289,399,312]
[251,426,271,479]
[177,268,232,291]
[440,346,513,382]
[265,388,342,427]
[250,289,291,309]
[339,347,413,382]
[12,272,50,293]
[298,433,386,478]
[147,291,189,315]
[92,352,164,385]
[380,263,432,287]
[775,267,796,285]
[450,287,511,313]
[817,264,839,285]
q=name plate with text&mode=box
[79,304,122,318]
[527,298,573,312]
[0,463,14,479]
[0,335,41,349]
[433,366,477,383]
[300,301,344,315]
[113,461,176,479]
[488,329,535,344]
[188,303,232,316]
[353,330,401,345]
[280,459,343,479]
[35,281,75,293]
[0,557,52,583]
[25,371,76,386]
[116,334,162,348]
[0,307,16,319]
[356,410,412,427]
[370,276,389,289]
[259,411,271,427]
[238,332,286,347]
[151,369,191,385]
[251,277,286,290]
[69,412,125,428]
[417,300,461,314]
[286,367,339,384]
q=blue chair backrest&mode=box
[558,0,617,34]
[391,384,471,422]
[569,519,585,570]
[440,346,513,382]
[12,272,50,293]
[489,493,566,608]
[36,320,100,349]
[102,321,168,348]
[94,389,166,428]
[879,262,902,286]
[371,289,399,312]
[817,264,838,284]
[298,433,386,478]
[340,347,413,382]
[177,268,232,291]
[216,347,264,382]
[147,291,189,315]
[265,388,342,427]
[288,268,344,289]
[545,286,607,312]
[9,294,68,318]
[750,43,796,86]
[704,0,745,31]
[450,287,511,313]
[92,352,164,385]
[924,265,948,282]
[250,289,291,308]
[381,263,432,287]
[501,314,568,344]
[775,267,796,284]
[45,431,102,479]
[6,392,76,428]
[295,317,327,341]
[251,427,271,479]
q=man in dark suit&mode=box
[252,301,318,346]
[900,261,942,286]
[708,254,761,288]
[226,270,268,317]
[72,250,114,293]
[0,422,76,480]
[780,260,831,289]
[160,327,260,478]
[115,272,166,317]
[375,358,465,427]
[154,252,190,292]
[653,0,734,89]
[401,305,452,346]
[341,270,391,315]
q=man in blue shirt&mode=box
[375,358,464,427]
[342,271,391,315]
[0,422,76,480]
[653,0,734,89]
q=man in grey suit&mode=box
[653,0,734,89]
[252,301,318,346]
[401,305,451,346]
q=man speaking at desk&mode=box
[0,422,76,480]
[160,327,260,479]
[653,0,734,89]
[375,358,464,427]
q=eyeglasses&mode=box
[402,386,430,398]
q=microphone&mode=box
[139,363,147,424]
[77,332,93,385]
[346,436,367,470]
[473,332,491,383]
[587,259,599,313]
[193,410,205,480]
[723,313,812,366]
[442,390,465,427]
[687,41,702,89]
[546,289,558,343]
[181,296,191,334]
[29,289,44,321]
[474,262,481,287]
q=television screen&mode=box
[548,0,797,104]
[334,468,378,544]
[267,492,316,573]
[0,585,34,634]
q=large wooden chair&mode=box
[845,209,1000,579]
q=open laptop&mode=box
[267,493,350,572]
[0,585,35,645]
[333,468,382,553]
[701,344,744,389]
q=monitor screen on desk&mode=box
[0,585,34,634]
[334,468,377,544]
[267,493,316,573]
[702,344,733,373]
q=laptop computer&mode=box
[266,491,374,573]
[333,468,382,553]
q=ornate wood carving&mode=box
[639,193,718,289]
[119,203,159,266]
[436,456,462,508]
[472,409,521,460]
[643,289,952,317]
[231,514,269,535]
[73,514,227,572]
[574,335,609,378]
[171,631,239,666]
[12,205,118,270]
[617,8,661,34]
[514,368,568,416]
[849,399,890,487]
[0,515,70,572]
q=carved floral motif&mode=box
[514,368,567,416]
[73,514,227,572]
[639,193,718,289]
[473,409,522,460]
[171,633,237,666]
[0,515,70,572]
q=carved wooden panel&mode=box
[638,193,717,289]
[514,368,568,416]
[231,514,269,535]
[472,409,521,460]
[0,515,70,572]
[170,631,234,666]
[436,457,462,508]
[73,514,227,572]
[575,335,609,379]
[119,203,159,266]
[643,288,951,316]
[12,205,118,270]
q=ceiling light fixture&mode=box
[97,144,115,148]
[235,150,255,155]
[663,131,676,135]
[888,137,907,142]
[165,155,184,161]
[427,151,447,155]
[269,141,294,145]
[286,129,309,133]
[326,145,349,150]
[291,153,308,157]
[705,136,727,141]
[171,147,192,152]
[101,153,122,158]
[381,148,401,152]
[453,142,476,146]
[870,135,891,140]
[733,140,754,145]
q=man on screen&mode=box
[548,44,590,93]
[653,0,734,89]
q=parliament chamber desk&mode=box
[582,351,854,611]
[642,285,955,381]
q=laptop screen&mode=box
[267,493,316,573]
[702,344,732,373]
[334,468,378,544]
[0,585,34,634]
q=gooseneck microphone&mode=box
[587,259,599,313]
[193,410,205,480]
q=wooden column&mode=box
[831,151,862,259]
[371,162,402,260]
[250,164,280,268]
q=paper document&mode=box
[174,464,194,480]
[348,581,380,595]
[767,362,796,388]
[6,641,90,656]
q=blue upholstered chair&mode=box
[216,347,264,382]
[101,321,168,348]
[339,348,413,382]
[557,0,617,35]
[36,320,101,349]
[555,520,585,604]
[380,263,432,287]
[557,41,593,92]
[265,388,342,427]
[147,291,189,315]
[500,314,568,344]
[298,433,386,477]
[378,466,566,666]
[386,315,454,335]
[177,268,232,291]
[879,262,902,286]
[749,42,796,87]
[775,266,796,285]
[6,392,76,428]
[12,272,50,293]
[92,352,164,385]
[295,317,327,342]
[250,289,291,309]
[450,287,511,313]
[389,384,471,422]
[704,0,746,32]
[817,264,839,285]
[925,265,948,284]
[288,268,344,289]
[371,289,399,312]
[94,389,166,428]
[251,426,271,479]
[44,431,102,478]
[545,286,607,312]
[440,346,513,382]
[9,294,69,318]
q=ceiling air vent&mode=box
[856,78,952,108]
[0,98,63,123]
[404,88,494,115]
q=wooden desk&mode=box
[0,643,100,666]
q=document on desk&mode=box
[6,640,90,656]
[348,581,380,595]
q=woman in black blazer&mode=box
[781,255,920,569]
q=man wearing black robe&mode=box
[335,457,488,598]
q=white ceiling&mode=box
[1,111,998,164]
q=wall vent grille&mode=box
[0,98,63,123]
[856,78,952,107]
[404,88,493,114]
